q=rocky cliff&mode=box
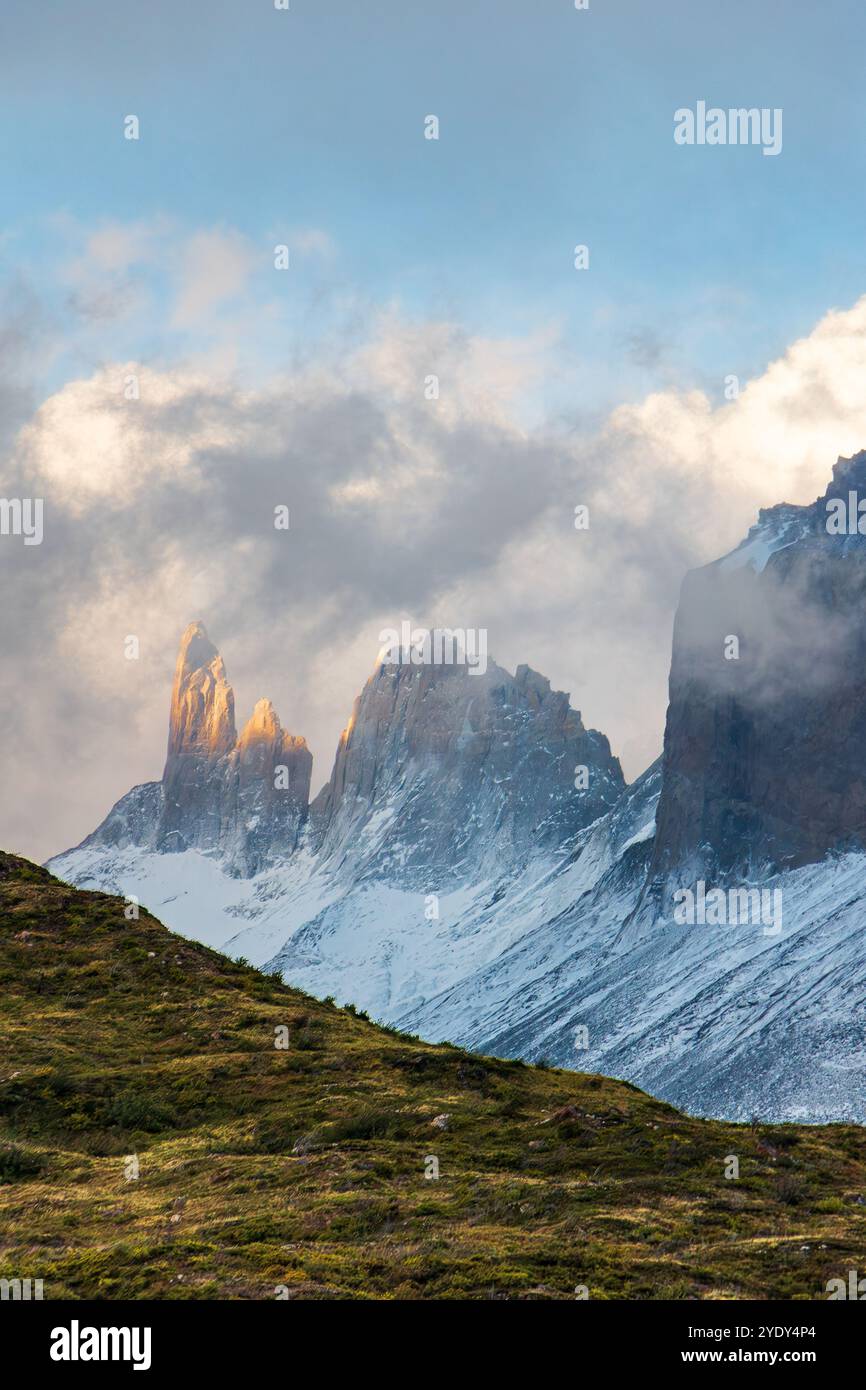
[651,450,866,882]
[70,624,623,888]
[78,622,312,876]
[308,651,624,885]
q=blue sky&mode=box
[3,0,866,415]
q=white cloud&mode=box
[433,293,866,778]
[171,227,258,328]
[609,295,866,514]
[15,364,239,510]
[75,219,162,274]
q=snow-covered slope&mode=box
[258,760,658,1021]
[400,843,866,1124]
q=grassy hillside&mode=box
[0,851,863,1300]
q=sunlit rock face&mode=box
[158,622,239,856]
[234,700,312,873]
[652,451,866,882]
[166,623,237,762]
[77,622,312,875]
[58,623,623,889]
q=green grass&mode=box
[0,850,863,1300]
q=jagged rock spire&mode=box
[310,649,624,880]
[165,621,236,767]
[157,624,311,870]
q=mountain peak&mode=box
[829,447,866,492]
[174,620,225,683]
[239,697,281,744]
[56,621,624,889]
[166,621,235,765]
[310,644,624,877]
[155,626,312,869]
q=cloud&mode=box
[73,220,162,276]
[171,227,259,328]
[7,289,866,862]
[15,365,234,509]
[623,327,670,370]
[416,293,866,782]
[61,218,165,324]
[609,295,866,512]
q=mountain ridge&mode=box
[46,453,866,1124]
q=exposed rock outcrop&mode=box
[309,647,625,885]
[77,622,312,875]
[159,623,239,855]
[67,624,618,886]
[234,699,312,872]
[651,451,866,881]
